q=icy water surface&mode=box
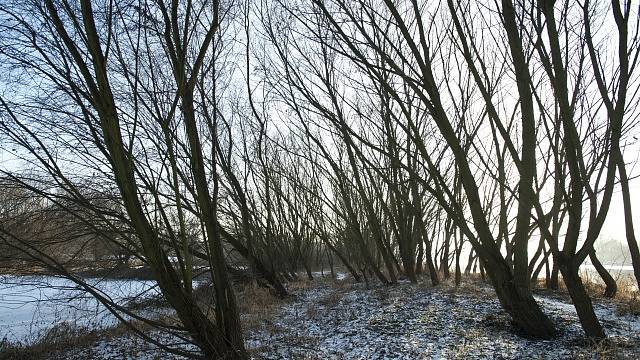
[0,275,160,344]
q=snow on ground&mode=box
[246,280,640,359]
[536,293,640,343]
[31,276,640,359]
[59,330,199,360]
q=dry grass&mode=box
[432,270,640,320]
[317,290,344,308]
[0,322,132,360]
[541,272,639,317]
[551,270,640,316]
[286,278,316,292]
[427,272,491,299]
[574,335,639,360]
[613,279,640,316]
[575,270,608,298]
[236,282,286,333]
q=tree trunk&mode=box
[483,259,556,339]
[442,235,450,279]
[415,241,424,276]
[464,251,475,275]
[549,259,559,290]
[304,262,314,280]
[544,256,551,289]
[455,227,463,286]
[454,252,461,286]
[417,216,439,285]
[328,250,336,279]
[558,262,606,339]
[531,246,551,286]
[400,241,418,283]
[219,227,288,298]
[617,155,640,288]
[182,90,247,357]
[425,248,440,286]
[589,250,617,298]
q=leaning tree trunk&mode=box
[589,250,617,298]
[483,256,556,339]
[219,227,288,298]
[531,247,551,286]
[416,216,440,285]
[182,90,247,357]
[415,241,424,276]
[44,0,249,355]
[545,257,551,289]
[304,262,314,280]
[464,251,475,275]
[557,261,606,339]
[549,260,559,290]
[617,155,640,288]
[442,220,452,279]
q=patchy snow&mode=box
[30,279,640,359]
[310,271,349,281]
[246,282,640,359]
[62,330,199,360]
[536,292,640,344]
[336,272,348,281]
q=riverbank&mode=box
[3,274,637,359]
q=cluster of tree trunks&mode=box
[1,0,640,358]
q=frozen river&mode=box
[0,275,161,344]
[0,266,635,345]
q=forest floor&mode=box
[8,274,640,360]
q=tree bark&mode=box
[484,257,556,339]
[617,155,640,287]
[558,262,606,339]
[589,250,617,298]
